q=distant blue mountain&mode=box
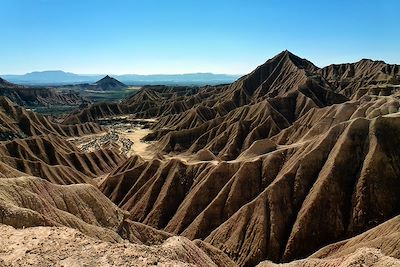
[3,71,101,85]
[2,71,241,86]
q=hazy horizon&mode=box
[1,0,399,75]
[1,70,243,76]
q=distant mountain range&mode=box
[2,71,241,86]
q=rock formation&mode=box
[98,51,400,266]
[0,77,87,106]
[1,51,400,266]
[257,215,400,266]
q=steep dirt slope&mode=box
[0,77,86,106]
[210,50,345,109]
[0,96,102,140]
[204,114,400,265]
[311,215,400,260]
[0,97,125,185]
[96,52,400,266]
[258,215,400,266]
[271,95,400,145]
[139,53,399,160]
[146,51,348,159]
[101,95,400,266]
[63,85,205,124]
[0,176,124,241]
[0,134,125,184]
[62,101,135,125]
[319,59,400,99]
[0,176,235,266]
[152,94,314,159]
[63,51,353,135]
[3,51,400,267]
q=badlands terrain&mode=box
[0,51,399,266]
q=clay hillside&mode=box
[0,77,87,106]
[0,96,236,266]
[0,51,399,266]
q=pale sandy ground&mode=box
[69,126,219,164]
[119,128,219,164]
[117,128,155,160]
[68,127,155,159]
[0,224,218,267]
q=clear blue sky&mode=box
[1,0,399,75]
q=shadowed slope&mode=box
[63,51,347,127]
[212,50,342,109]
[205,114,400,265]
[5,51,400,266]
[0,97,126,185]
[153,94,312,159]
[146,51,347,159]
[0,134,125,184]
[0,96,102,140]
[311,215,400,260]
[0,77,86,106]
[139,52,398,151]
[320,59,400,99]
[258,215,400,266]
[101,99,400,266]
[95,52,400,266]
[63,85,204,124]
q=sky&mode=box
[1,0,399,75]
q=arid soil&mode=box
[0,77,87,107]
[68,117,157,159]
[0,51,399,266]
[0,224,226,267]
